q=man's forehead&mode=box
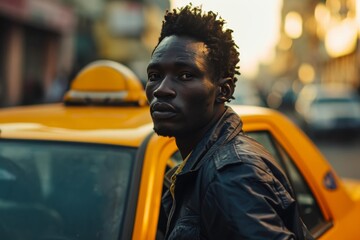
[150,36,208,66]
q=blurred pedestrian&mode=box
[45,69,69,103]
[145,4,314,240]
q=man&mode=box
[145,5,312,240]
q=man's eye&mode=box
[178,73,192,81]
[148,73,161,81]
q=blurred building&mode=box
[91,0,169,84]
[57,0,169,87]
[260,0,359,109]
[0,0,76,106]
[0,0,169,107]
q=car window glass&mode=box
[0,140,136,240]
[247,131,329,235]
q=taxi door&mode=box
[132,133,179,240]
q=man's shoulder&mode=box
[205,133,291,192]
[211,134,274,171]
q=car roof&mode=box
[0,104,153,147]
[0,103,279,147]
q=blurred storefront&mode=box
[0,0,76,106]
[0,0,168,107]
[61,0,169,86]
[92,0,168,84]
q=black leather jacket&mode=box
[161,107,308,240]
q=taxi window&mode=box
[0,140,136,240]
[247,131,329,236]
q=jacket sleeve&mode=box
[201,164,297,240]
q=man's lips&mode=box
[150,102,177,119]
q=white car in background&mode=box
[295,84,360,137]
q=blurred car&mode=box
[231,78,266,107]
[266,80,299,110]
[0,61,360,240]
[295,84,360,137]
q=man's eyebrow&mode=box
[147,62,160,71]
[148,61,200,70]
[173,61,198,69]
[147,60,205,75]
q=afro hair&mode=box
[156,4,240,86]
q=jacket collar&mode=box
[179,106,243,174]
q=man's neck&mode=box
[175,107,226,160]
[175,136,201,160]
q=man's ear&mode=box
[216,77,235,103]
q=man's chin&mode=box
[153,127,175,138]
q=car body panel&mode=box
[133,135,177,240]
[342,178,360,201]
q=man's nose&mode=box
[153,75,176,98]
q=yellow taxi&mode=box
[0,60,359,240]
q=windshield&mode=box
[0,140,136,240]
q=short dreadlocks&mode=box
[156,5,240,87]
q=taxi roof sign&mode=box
[64,60,147,106]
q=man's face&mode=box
[146,35,221,138]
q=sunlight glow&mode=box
[298,63,315,84]
[284,11,303,39]
[170,0,283,78]
[325,18,358,58]
[357,0,360,32]
[314,3,331,38]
